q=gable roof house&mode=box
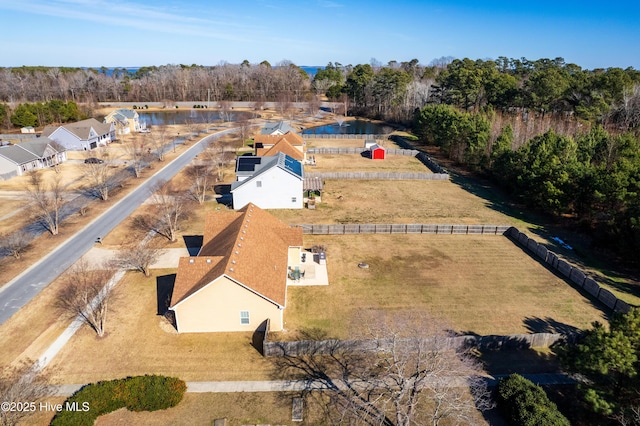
[231,152,304,210]
[0,138,66,180]
[169,203,304,333]
[260,121,296,135]
[104,108,143,136]
[42,118,115,151]
[253,132,306,161]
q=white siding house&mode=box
[42,118,114,151]
[231,153,303,210]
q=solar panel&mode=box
[283,155,302,177]
[237,156,262,172]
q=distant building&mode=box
[260,121,296,136]
[42,118,115,151]
[253,131,306,161]
[104,108,144,136]
[0,138,66,180]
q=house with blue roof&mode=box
[230,152,303,210]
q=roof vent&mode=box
[237,243,242,247]
[206,259,212,264]
[240,236,244,240]
[229,267,234,272]
[189,259,195,264]
[235,250,239,255]
[231,260,236,264]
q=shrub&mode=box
[496,374,569,426]
[50,375,186,425]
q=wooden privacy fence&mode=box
[506,227,633,314]
[305,171,448,180]
[307,147,419,156]
[294,223,511,235]
[304,133,386,140]
[390,136,448,174]
[263,331,571,357]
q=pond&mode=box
[138,110,255,126]
[302,119,394,135]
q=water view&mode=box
[302,119,394,135]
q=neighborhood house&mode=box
[0,138,66,180]
[42,118,115,151]
[231,152,304,210]
[168,203,304,333]
[103,108,145,136]
[253,131,306,162]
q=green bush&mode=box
[50,375,186,425]
[496,374,569,426]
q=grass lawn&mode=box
[281,234,607,338]
[93,392,330,426]
[269,179,521,226]
[44,270,275,385]
[306,152,429,173]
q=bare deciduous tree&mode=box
[0,359,51,426]
[272,311,493,426]
[149,125,169,162]
[185,161,214,204]
[26,171,64,235]
[134,180,191,242]
[111,239,164,277]
[55,260,117,337]
[0,230,30,259]
[123,133,151,178]
[83,152,114,201]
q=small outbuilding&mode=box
[370,144,386,160]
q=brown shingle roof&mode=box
[256,138,304,160]
[170,203,303,308]
[253,132,304,148]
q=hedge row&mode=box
[496,374,569,426]
[50,375,186,425]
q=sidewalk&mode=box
[80,246,190,268]
[51,373,576,396]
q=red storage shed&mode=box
[370,144,386,160]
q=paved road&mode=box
[0,129,236,325]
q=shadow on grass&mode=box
[505,233,612,318]
[523,316,581,335]
[156,273,176,315]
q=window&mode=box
[256,181,262,188]
[240,311,250,325]
[291,197,297,203]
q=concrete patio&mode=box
[287,251,329,286]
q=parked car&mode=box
[84,157,104,164]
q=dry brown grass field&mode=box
[270,179,521,226]
[281,234,607,338]
[44,270,274,385]
[0,125,633,425]
[92,393,321,426]
[307,152,428,173]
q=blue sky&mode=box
[0,0,638,69]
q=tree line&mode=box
[1,56,638,128]
[414,104,640,263]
